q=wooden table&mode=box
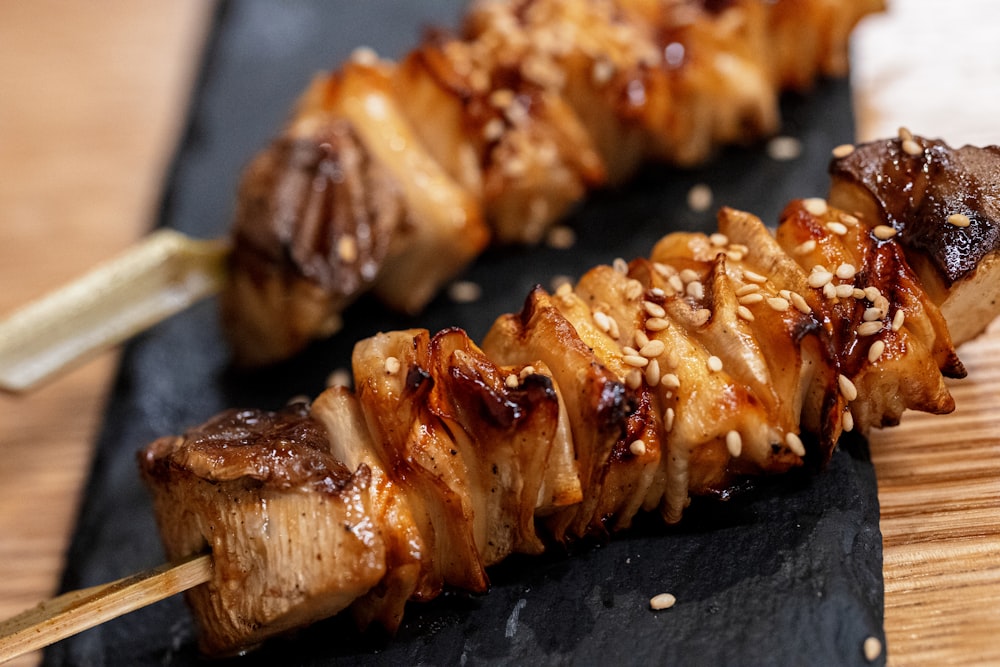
[1,2,997,665]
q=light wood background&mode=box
[1,1,997,665]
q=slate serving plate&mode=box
[44,2,885,665]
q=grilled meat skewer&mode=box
[140,135,1000,656]
[222,0,883,366]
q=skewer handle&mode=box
[0,230,228,394]
[0,553,212,663]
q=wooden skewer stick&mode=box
[0,229,229,394]
[0,553,212,663]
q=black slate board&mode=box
[43,2,885,665]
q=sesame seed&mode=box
[873,225,897,240]
[707,356,723,372]
[790,292,811,314]
[661,373,681,390]
[546,225,577,249]
[686,281,705,299]
[643,301,666,318]
[650,287,666,298]
[505,373,519,388]
[807,270,834,289]
[892,309,905,331]
[823,282,838,299]
[902,138,922,156]
[593,310,612,333]
[385,356,401,374]
[623,346,639,356]
[625,279,644,300]
[668,274,685,293]
[743,269,768,284]
[832,143,855,158]
[483,118,505,141]
[868,340,886,363]
[663,407,676,432]
[835,263,857,280]
[350,46,379,65]
[739,293,765,305]
[653,262,675,278]
[767,297,790,312]
[679,268,700,283]
[737,305,755,321]
[625,369,643,390]
[519,365,536,380]
[613,257,629,274]
[804,198,829,216]
[692,309,711,326]
[794,239,817,255]
[448,280,483,304]
[898,126,913,142]
[853,288,867,300]
[863,307,883,322]
[725,430,742,457]
[624,354,649,368]
[337,235,358,263]
[640,340,666,358]
[767,135,802,161]
[645,359,661,386]
[650,593,676,610]
[863,636,883,662]
[841,214,860,226]
[326,367,352,388]
[634,330,650,349]
[857,320,884,336]
[645,317,669,331]
[834,284,854,298]
[842,410,855,432]
[630,439,647,456]
[838,374,858,401]
[947,213,971,228]
[864,286,882,302]
[735,284,760,297]
[826,221,848,236]
[553,276,574,294]
[709,233,729,247]
[687,183,713,212]
[608,317,621,340]
[786,432,806,457]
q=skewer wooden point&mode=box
[0,553,211,663]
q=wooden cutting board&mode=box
[0,1,997,666]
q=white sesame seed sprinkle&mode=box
[668,275,685,293]
[743,269,767,284]
[624,354,649,368]
[863,636,883,662]
[625,279,644,301]
[645,359,661,386]
[645,317,669,332]
[650,593,676,610]
[790,292,811,314]
[663,407,676,432]
[898,126,914,142]
[832,143,856,159]
[767,297,790,312]
[692,309,711,326]
[835,284,855,299]
[326,368,352,388]
[794,239,817,255]
[505,373,519,388]
[613,257,629,274]
[737,305,755,321]
[786,432,806,457]
[739,293,765,305]
[634,330,650,349]
[686,281,705,300]
[807,270,834,289]
[707,356,723,372]
[687,183,713,212]
[838,374,858,401]
[835,263,857,280]
[947,213,971,228]
[767,135,802,161]
[804,198,829,216]
[630,439,647,456]
[826,221,849,236]
[873,225,897,240]
[857,320,884,336]
[546,225,577,249]
[644,301,666,318]
[593,311,612,333]
[709,233,729,247]
[868,340,886,363]
[384,356,401,375]
[902,138,922,156]
[448,280,483,304]
[823,282,838,299]
[863,307,883,322]
[640,340,666,358]
[725,430,742,457]
[843,410,855,432]
[735,284,761,297]
[625,369,643,390]
[519,365,536,380]
[661,373,681,390]
[679,268,700,284]
[892,309,905,331]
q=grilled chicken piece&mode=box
[143,134,998,658]
[139,405,385,656]
[221,0,883,366]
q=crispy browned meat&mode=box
[142,135,998,657]
[221,0,884,366]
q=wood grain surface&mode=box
[0,1,997,665]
